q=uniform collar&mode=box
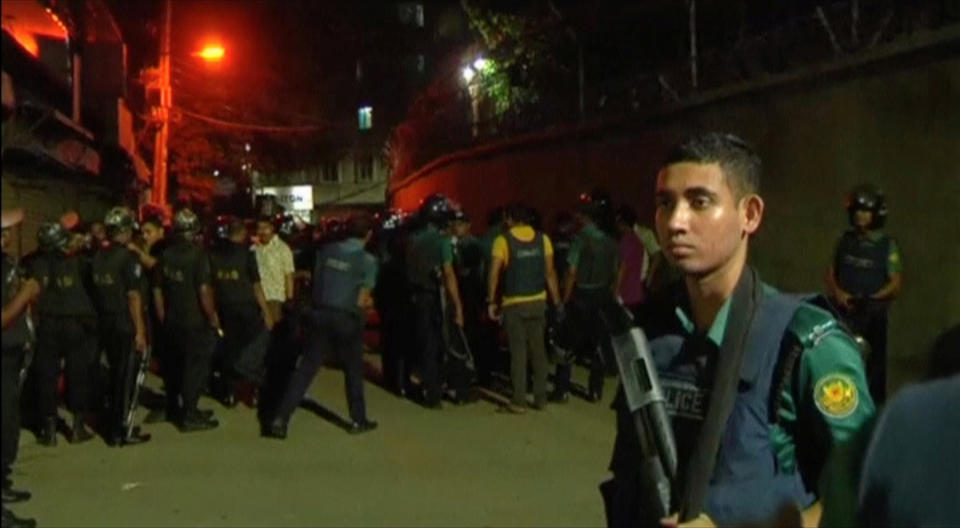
[674,294,732,348]
[341,238,364,250]
[581,222,602,237]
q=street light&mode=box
[472,57,488,71]
[461,66,475,83]
[194,45,225,62]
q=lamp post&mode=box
[145,0,224,215]
[461,57,488,138]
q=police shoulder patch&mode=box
[814,373,859,418]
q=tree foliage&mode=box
[461,1,572,117]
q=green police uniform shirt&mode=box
[567,223,618,290]
[673,288,876,494]
[406,223,454,291]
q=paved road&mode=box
[11,359,616,527]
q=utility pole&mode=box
[150,0,172,212]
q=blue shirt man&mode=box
[269,215,378,438]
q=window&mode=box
[398,3,424,27]
[355,156,374,183]
[358,106,372,130]
[321,162,339,184]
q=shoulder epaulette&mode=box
[787,303,844,349]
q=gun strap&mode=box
[679,267,762,521]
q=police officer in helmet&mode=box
[152,208,221,432]
[405,194,465,408]
[267,214,379,438]
[91,207,150,445]
[825,183,901,405]
[29,220,98,445]
[551,189,620,403]
[208,217,273,407]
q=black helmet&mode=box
[213,215,234,242]
[846,184,887,229]
[379,209,406,231]
[173,208,200,235]
[419,193,455,225]
[577,189,612,220]
[104,206,138,236]
[37,222,71,251]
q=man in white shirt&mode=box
[254,217,295,322]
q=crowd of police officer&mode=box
[0,144,918,528]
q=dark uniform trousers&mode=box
[163,324,215,414]
[34,315,96,418]
[554,288,613,397]
[218,304,268,385]
[412,290,443,406]
[846,301,888,404]
[99,315,138,433]
[502,301,549,406]
[2,346,26,485]
[276,308,367,422]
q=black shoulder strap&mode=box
[678,267,761,522]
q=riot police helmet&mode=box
[37,222,71,252]
[104,206,139,237]
[213,215,234,243]
[173,208,201,237]
[418,193,455,226]
[846,183,888,229]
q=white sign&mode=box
[259,185,314,211]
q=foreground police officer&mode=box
[551,191,620,403]
[29,221,97,445]
[91,207,150,445]
[153,209,220,432]
[267,215,378,438]
[208,218,273,407]
[405,195,464,408]
[605,133,875,528]
[825,184,902,404]
[487,204,563,412]
[2,209,39,528]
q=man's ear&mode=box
[741,194,764,235]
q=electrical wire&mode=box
[176,106,348,132]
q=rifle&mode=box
[600,300,678,520]
[123,344,153,444]
[435,267,474,370]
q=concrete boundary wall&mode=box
[390,33,960,391]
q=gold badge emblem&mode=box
[814,373,859,418]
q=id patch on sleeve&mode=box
[814,373,859,418]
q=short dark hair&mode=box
[346,214,374,239]
[256,216,275,229]
[505,203,534,226]
[663,132,761,198]
[615,205,638,227]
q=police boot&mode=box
[36,417,57,447]
[178,409,219,433]
[69,415,94,444]
[1,507,37,528]
[262,417,288,440]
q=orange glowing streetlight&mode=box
[193,45,225,61]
